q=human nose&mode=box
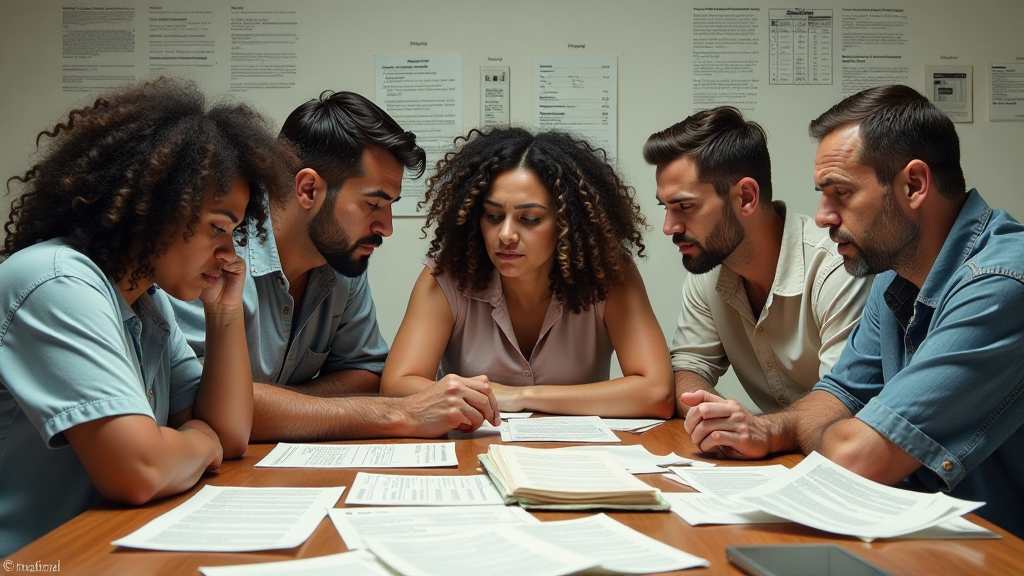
[815,197,840,229]
[371,204,394,238]
[663,210,684,237]
[215,234,237,263]
[498,217,518,245]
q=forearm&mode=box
[251,382,414,441]
[514,376,675,418]
[674,371,717,417]
[193,306,253,458]
[148,425,222,500]
[292,369,381,397]
[379,373,437,397]
[761,390,852,454]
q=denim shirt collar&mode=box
[246,219,285,278]
[917,189,990,307]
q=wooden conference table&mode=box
[7,419,1024,575]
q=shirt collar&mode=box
[918,189,989,306]
[246,218,284,278]
[463,266,564,314]
[719,201,805,297]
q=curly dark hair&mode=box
[420,128,647,314]
[3,77,295,287]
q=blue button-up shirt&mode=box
[815,190,1024,538]
[0,239,201,555]
[170,222,388,385]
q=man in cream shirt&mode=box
[644,106,872,417]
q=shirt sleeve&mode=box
[0,276,153,447]
[669,271,729,385]
[319,272,389,375]
[812,260,873,378]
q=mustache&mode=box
[672,233,700,246]
[356,234,384,248]
[829,228,855,244]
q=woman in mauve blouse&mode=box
[381,128,674,418]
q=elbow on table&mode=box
[220,436,249,460]
[643,379,676,419]
[821,441,893,484]
[93,466,166,506]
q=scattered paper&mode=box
[256,442,457,468]
[447,420,502,439]
[895,517,1000,540]
[364,528,598,576]
[730,452,984,541]
[599,419,666,433]
[668,465,788,496]
[112,486,345,552]
[329,505,538,550]
[514,514,709,573]
[553,445,697,474]
[345,473,504,506]
[501,416,620,443]
[199,550,392,576]
[664,492,785,526]
[501,412,534,419]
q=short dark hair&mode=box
[278,91,426,202]
[808,84,966,199]
[421,128,647,314]
[3,77,294,288]
[643,106,773,201]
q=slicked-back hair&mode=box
[3,77,295,288]
[420,128,647,314]
[278,91,426,203]
[643,106,773,202]
[809,84,966,199]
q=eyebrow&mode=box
[364,189,399,202]
[211,209,240,224]
[815,176,841,192]
[483,199,549,210]
[655,192,695,206]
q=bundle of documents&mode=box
[478,444,669,510]
[256,442,457,468]
[500,415,620,442]
[552,444,711,474]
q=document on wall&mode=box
[328,505,539,550]
[501,415,620,443]
[345,472,504,506]
[256,442,457,468]
[840,7,911,97]
[515,514,709,573]
[200,550,393,576]
[926,65,973,122]
[363,528,599,576]
[229,6,299,93]
[692,7,764,113]
[112,486,345,551]
[769,8,833,85]
[990,63,1024,121]
[534,55,617,159]
[376,53,463,215]
[665,492,786,526]
[730,452,984,541]
[61,6,140,93]
[553,444,701,475]
[480,65,510,129]
[668,464,789,496]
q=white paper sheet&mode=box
[664,492,785,526]
[730,452,984,540]
[668,465,789,496]
[447,420,503,439]
[363,528,598,576]
[345,472,504,506]
[533,55,617,158]
[256,442,457,468]
[895,517,1000,540]
[501,412,534,419]
[514,514,709,573]
[112,486,345,552]
[496,447,657,497]
[199,550,392,576]
[500,416,620,443]
[552,445,695,474]
[328,505,538,550]
[599,418,666,432]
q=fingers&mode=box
[679,390,725,407]
[461,387,499,427]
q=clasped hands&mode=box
[681,390,770,459]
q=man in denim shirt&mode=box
[680,84,1024,538]
[171,92,499,440]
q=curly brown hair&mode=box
[420,128,647,314]
[3,77,295,287]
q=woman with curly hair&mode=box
[381,128,673,418]
[0,78,294,555]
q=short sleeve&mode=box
[669,272,729,385]
[319,272,389,375]
[0,276,153,447]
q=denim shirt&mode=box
[170,222,388,385]
[0,239,201,555]
[815,190,1024,538]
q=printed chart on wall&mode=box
[769,8,832,86]
[534,55,618,160]
[376,53,463,216]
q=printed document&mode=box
[363,528,598,576]
[256,442,457,468]
[328,505,538,549]
[668,465,788,496]
[731,452,984,540]
[599,418,666,432]
[501,416,620,443]
[199,550,393,576]
[345,472,504,506]
[514,514,709,573]
[112,486,345,551]
[553,445,699,474]
[665,492,785,526]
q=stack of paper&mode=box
[553,445,712,475]
[329,506,539,549]
[500,416,620,442]
[256,442,457,468]
[345,472,504,506]
[599,418,666,433]
[479,445,668,509]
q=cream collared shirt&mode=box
[670,202,872,412]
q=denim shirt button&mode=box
[942,460,954,472]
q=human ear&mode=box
[294,168,323,211]
[901,160,931,210]
[735,177,760,215]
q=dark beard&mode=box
[307,203,383,278]
[674,207,744,275]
